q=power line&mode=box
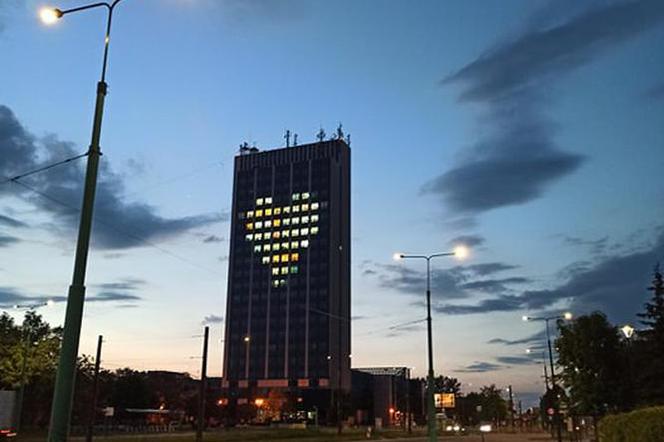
[10,179,222,277]
[354,317,427,338]
[0,152,89,185]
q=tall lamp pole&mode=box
[40,2,128,440]
[522,312,572,442]
[393,246,469,442]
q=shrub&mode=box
[598,406,664,442]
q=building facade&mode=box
[222,139,351,415]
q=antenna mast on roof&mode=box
[284,129,291,148]
[316,127,326,142]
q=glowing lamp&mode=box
[39,7,63,24]
[453,245,469,259]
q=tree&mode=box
[479,385,507,424]
[433,376,461,394]
[556,312,627,416]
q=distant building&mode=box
[222,139,351,420]
[352,367,419,427]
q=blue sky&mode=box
[1,0,663,405]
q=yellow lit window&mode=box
[255,209,263,218]
[246,222,254,230]
[292,193,300,201]
[254,245,261,252]
[255,221,263,229]
[292,205,300,213]
[302,192,310,200]
[300,240,309,248]
[290,266,299,274]
[283,206,291,214]
[291,241,298,249]
[264,232,272,240]
[273,243,280,251]
[301,228,309,236]
[311,214,319,222]
[262,256,270,264]
[247,211,254,218]
[283,219,291,226]
[265,197,273,204]
[246,234,253,241]
[282,230,290,238]
[311,202,319,210]
[272,268,279,276]
[301,203,309,211]
[281,242,289,249]
[263,244,271,252]
[273,219,281,227]
[272,255,280,263]
[291,253,299,262]
[279,279,287,287]
[255,233,263,240]
[265,220,272,228]
[281,266,289,275]
[272,280,279,288]
[281,254,289,263]
[265,208,272,216]
[274,207,282,215]
[273,231,281,239]
[256,198,264,206]
[301,216,309,223]
[311,227,319,235]
[291,229,299,237]
[292,217,300,225]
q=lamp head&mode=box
[525,348,532,354]
[522,315,530,322]
[39,7,63,24]
[621,324,635,339]
[393,252,404,261]
[453,245,469,260]
[46,299,55,307]
[563,312,573,321]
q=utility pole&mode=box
[196,326,209,442]
[406,368,412,434]
[508,385,514,431]
[546,320,563,442]
[85,335,103,442]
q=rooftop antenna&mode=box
[336,123,344,141]
[316,127,326,142]
[347,133,351,147]
[284,129,291,148]
[293,133,298,146]
[239,141,250,154]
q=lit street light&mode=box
[621,324,635,339]
[393,246,469,442]
[522,312,572,442]
[40,2,129,440]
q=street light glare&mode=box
[522,315,530,322]
[39,7,62,25]
[46,299,55,307]
[563,312,573,320]
[525,348,532,354]
[392,252,403,261]
[621,324,635,339]
[453,245,469,259]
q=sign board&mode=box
[434,393,455,408]
[103,407,115,417]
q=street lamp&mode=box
[620,324,635,339]
[392,246,468,442]
[522,312,572,442]
[41,2,129,441]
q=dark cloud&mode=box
[88,292,141,303]
[0,287,65,309]
[202,235,224,243]
[425,0,664,217]
[0,234,20,247]
[459,277,531,294]
[495,356,539,366]
[561,235,609,255]
[454,361,503,373]
[487,330,546,347]
[448,234,485,248]
[437,230,664,322]
[202,314,224,325]
[95,278,146,292]
[0,105,221,249]
[0,214,26,228]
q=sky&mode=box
[1,0,663,406]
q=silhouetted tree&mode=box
[433,376,461,394]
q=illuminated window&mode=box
[279,279,287,287]
[282,230,290,238]
[262,256,270,264]
[274,207,282,215]
[255,221,263,229]
[291,241,299,249]
[292,205,300,213]
[272,268,279,276]
[291,253,299,262]
[292,217,300,225]
[273,231,281,239]
[291,229,299,237]
[272,255,280,263]
[292,193,300,201]
[272,280,279,288]
[245,234,253,241]
[256,198,264,206]
[311,214,319,222]
[247,211,254,218]
[283,206,291,214]
[281,242,289,250]
[301,203,309,211]
[301,228,309,236]
[264,232,272,240]
[265,197,273,204]
[254,245,261,253]
[311,202,319,210]
[255,209,263,218]
[290,266,299,274]
[280,266,289,275]
[311,226,319,235]
[301,215,309,223]
[246,222,254,230]
[273,243,280,251]
[283,219,291,226]
[300,240,309,248]
[302,192,310,200]
[255,233,263,240]
[263,244,270,252]
[281,254,289,263]
[265,220,272,228]
[265,208,272,216]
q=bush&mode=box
[598,406,664,442]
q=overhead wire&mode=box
[0,151,89,185]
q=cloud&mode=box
[0,105,221,249]
[88,292,142,303]
[455,361,503,373]
[643,81,664,100]
[437,229,664,322]
[494,356,539,366]
[487,330,546,347]
[560,235,609,255]
[0,287,66,308]
[425,0,664,218]
[0,234,20,247]
[202,235,224,243]
[448,234,485,248]
[202,314,224,325]
[0,214,26,228]
[95,278,146,292]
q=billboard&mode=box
[434,393,456,409]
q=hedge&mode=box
[598,406,664,442]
